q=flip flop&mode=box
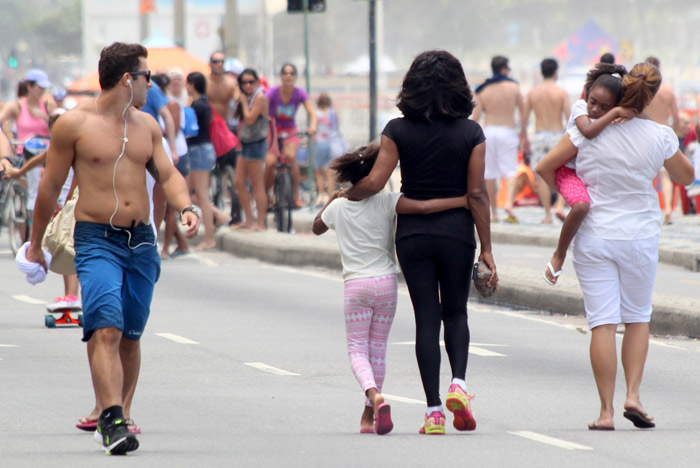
[360,427,376,434]
[374,402,393,435]
[623,409,655,429]
[170,249,193,258]
[76,418,98,432]
[588,422,615,431]
[126,418,142,434]
[543,262,563,286]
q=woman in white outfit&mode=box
[537,62,695,431]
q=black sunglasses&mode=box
[240,80,256,85]
[129,70,151,83]
[210,59,224,64]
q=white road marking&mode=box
[245,362,299,376]
[155,333,199,344]
[190,253,219,267]
[12,295,47,305]
[493,310,582,332]
[0,249,11,255]
[508,431,593,451]
[392,341,506,357]
[382,393,426,405]
[0,344,19,348]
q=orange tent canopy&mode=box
[68,46,209,93]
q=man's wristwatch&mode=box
[181,206,199,218]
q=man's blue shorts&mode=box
[73,221,161,342]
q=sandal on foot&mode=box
[76,418,98,432]
[543,261,563,286]
[623,409,655,429]
[588,422,615,431]
[374,402,393,435]
[126,418,142,434]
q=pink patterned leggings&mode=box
[344,275,398,403]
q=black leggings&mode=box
[396,235,475,407]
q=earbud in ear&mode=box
[127,80,131,85]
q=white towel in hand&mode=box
[16,242,52,285]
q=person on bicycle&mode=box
[232,68,269,231]
[264,63,317,208]
[0,69,56,215]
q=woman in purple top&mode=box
[264,63,317,208]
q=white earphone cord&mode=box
[108,79,157,250]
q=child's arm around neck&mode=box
[576,106,636,139]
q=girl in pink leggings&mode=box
[313,143,467,435]
[538,63,636,285]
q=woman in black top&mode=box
[345,50,497,434]
[185,72,217,250]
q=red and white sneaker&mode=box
[446,384,476,431]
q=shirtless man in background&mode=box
[644,56,679,224]
[207,50,240,125]
[25,42,199,455]
[473,55,528,223]
[524,58,571,224]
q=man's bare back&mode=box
[645,83,678,128]
[207,73,238,120]
[474,81,523,128]
[526,80,571,132]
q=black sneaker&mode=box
[93,417,139,455]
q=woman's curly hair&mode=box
[396,50,475,122]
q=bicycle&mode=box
[1,135,49,255]
[272,132,310,232]
[209,152,242,225]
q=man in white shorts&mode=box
[524,58,571,224]
[473,56,528,223]
[643,56,679,224]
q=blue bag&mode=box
[182,107,199,138]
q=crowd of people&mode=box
[2,41,700,453]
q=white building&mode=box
[81,0,226,75]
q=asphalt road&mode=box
[2,243,700,467]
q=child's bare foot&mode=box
[360,405,375,433]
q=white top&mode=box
[568,118,679,240]
[563,99,588,169]
[321,192,402,280]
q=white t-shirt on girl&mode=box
[321,192,402,280]
[563,99,589,169]
[568,118,678,240]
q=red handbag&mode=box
[209,111,239,157]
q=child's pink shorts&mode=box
[555,166,590,205]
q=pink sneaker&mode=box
[419,411,445,435]
[446,384,476,431]
[47,295,82,311]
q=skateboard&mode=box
[45,306,83,328]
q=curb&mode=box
[215,227,700,339]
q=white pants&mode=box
[572,234,658,329]
[484,126,519,180]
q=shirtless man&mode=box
[207,51,240,129]
[644,56,679,224]
[524,58,571,224]
[25,42,199,455]
[473,55,528,223]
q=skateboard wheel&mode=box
[45,314,56,328]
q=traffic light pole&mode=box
[303,0,316,210]
[369,0,377,142]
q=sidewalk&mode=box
[214,206,700,338]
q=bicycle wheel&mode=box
[274,172,293,233]
[5,181,29,255]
